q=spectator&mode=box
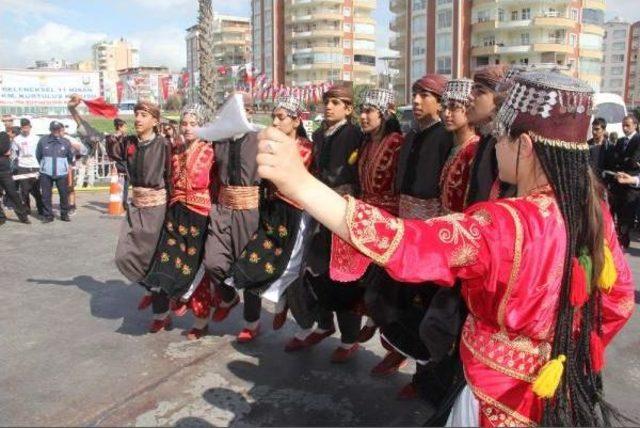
[604,114,640,248]
[2,114,14,131]
[12,118,44,217]
[0,131,30,225]
[61,125,87,216]
[36,121,75,223]
[587,117,609,178]
[105,118,129,209]
[67,94,105,189]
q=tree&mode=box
[165,94,184,112]
[198,0,215,121]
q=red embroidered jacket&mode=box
[169,140,216,216]
[330,191,634,427]
[358,132,404,216]
[440,134,481,213]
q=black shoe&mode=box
[60,214,71,222]
[18,215,31,224]
[42,217,54,223]
[0,218,5,226]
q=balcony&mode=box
[290,12,342,22]
[580,48,604,60]
[353,0,376,9]
[290,29,340,39]
[583,24,605,37]
[533,43,573,54]
[533,16,575,29]
[583,0,605,10]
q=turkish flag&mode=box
[116,81,124,103]
[82,97,118,119]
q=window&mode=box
[521,8,531,20]
[413,0,426,11]
[344,55,352,64]
[570,34,577,47]
[476,56,490,67]
[437,0,452,5]
[521,33,530,45]
[343,72,351,81]
[498,8,505,22]
[436,34,452,52]
[511,10,519,21]
[582,9,604,25]
[613,41,626,51]
[571,9,579,21]
[343,39,352,49]
[354,39,375,50]
[609,79,623,87]
[411,59,426,81]
[354,23,375,34]
[610,66,624,75]
[438,10,452,29]
[412,38,426,56]
[354,54,375,65]
[477,10,491,23]
[343,23,352,32]
[613,30,627,39]
[343,6,351,16]
[581,33,603,50]
[412,16,426,32]
[520,58,529,65]
[437,56,452,74]
[611,54,625,63]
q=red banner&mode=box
[160,76,171,101]
[182,72,190,89]
[116,81,124,104]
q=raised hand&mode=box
[256,126,312,202]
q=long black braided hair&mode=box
[512,131,631,426]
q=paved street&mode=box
[0,190,638,427]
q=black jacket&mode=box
[395,121,453,199]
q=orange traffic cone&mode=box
[108,170,125,216]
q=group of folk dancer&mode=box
[106,67,634,427]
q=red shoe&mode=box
[330,343,360,363]
[397,382,418,400]
[237,325,260,343]
[211,294,240,322]
[273,306,288,330]
[186,326,209,340]
[304,328,336,346]
[357,325,377,343]
[137,294,153,311]
[171,300,188,317]
[149,317,172,333]
[284,337,309,353]
[370,351,408,377]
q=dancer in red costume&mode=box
[255,71,634,427]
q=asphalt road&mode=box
[0,191,638,426]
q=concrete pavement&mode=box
[0,191,638,426]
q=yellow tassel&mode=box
[532,354,566,399]
[348,149,359,165]
[598,245,617,293]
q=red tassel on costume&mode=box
[590,331,605,372]
[570,258,589,307]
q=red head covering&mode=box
[411,74,448,98]
[473,65,508,92]
[495,71,593,148]
[323,81,354,104]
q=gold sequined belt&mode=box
[132,187,167,208]
[398,194,443,220]
[219,185,259,210]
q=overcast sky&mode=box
[0,0,636,73]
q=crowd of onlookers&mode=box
[588,114,640,248]
[0,113,101,225]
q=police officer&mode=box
[36,121,74,223]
